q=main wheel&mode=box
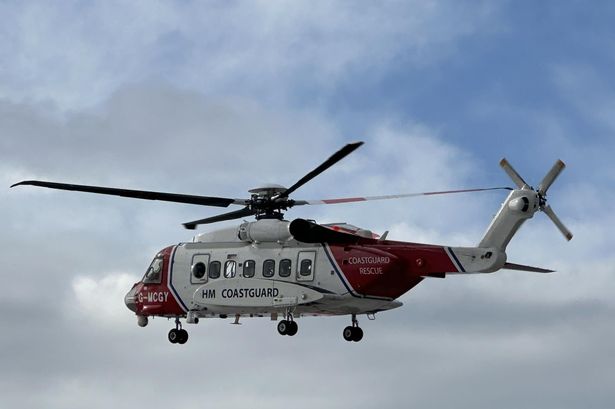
[277,320,290,335]
[287,321,298,336]
[352,327,363,342]
[177,329,189,344]
[168,328,179,344]
[343,326,354,341]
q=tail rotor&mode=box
[500,159,573,241]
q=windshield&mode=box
[143,257,163,284]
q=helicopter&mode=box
[11,142,572,344]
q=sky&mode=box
[1,1,615,408]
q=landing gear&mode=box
[168,328,188,344]
[169,317,189,344]
[277,320,298,336]
[277,311,298,336]
[343,314,363,342]
[343,326,363,342]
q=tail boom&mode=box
[478,187,539,251]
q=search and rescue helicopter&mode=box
[11,142,572,344]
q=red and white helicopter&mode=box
[12,142,572,344]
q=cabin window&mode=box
[191,254,210,284]
[300,259,312,276]
[263,259,275,278]
[143,257,163,284]
[224,260,237,278]
[192,262,206,279]
[243,260,255,277]
[279,259,292,277]
[209,261,221,279]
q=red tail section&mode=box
[328,242,460,299]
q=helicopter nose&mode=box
[124,286,138,312]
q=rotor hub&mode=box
[248,184,287,196]
[538,192,547,209]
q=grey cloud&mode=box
[1,87,336,190]
[1,6,614,404]
[0,1,501,110]
[1,4,614,409]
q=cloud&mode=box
[69,273,138,327]
[2,85,501,240]
[2,2,615,408]
[0,1,500,111]
[551,63,615,131]
[2,80,613,409]
[1,86,336,188]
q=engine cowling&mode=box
[238,219,293,243]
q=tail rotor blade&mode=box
[538,160,566,195]
[542,204,573,241]
[500,158,528,188]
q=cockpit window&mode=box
[143,257,163,284]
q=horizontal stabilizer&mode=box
[503,262,554,273]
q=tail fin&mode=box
[479,159,572,251]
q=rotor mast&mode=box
[248,184,290,220]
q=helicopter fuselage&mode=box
[124,219,505,323]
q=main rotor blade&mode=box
[11,180,248,208]
[292,187,512,206]
[500,158,528,188]
[542,204,573,241]
[538,159,566,195]
[277,141,364,199]
[183,206,255,230]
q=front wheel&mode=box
[168,328,179,344]
[277,320,289,336]
[287,321,298,336]
[343,326,354,341]
[177,329,189,344]
[352,327,363,342]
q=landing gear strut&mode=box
[343,314,363,342]
[277,310,298,336]
[168,317,189,344]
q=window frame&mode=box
[243,259,256,278]
[190,253,210,284]
[224,260,237,278]
[208,261,221,279]
[297,251,316,281]
[299,259,313,276]
[262,259,275,278]
[279,258,292,278]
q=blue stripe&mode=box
[168,245,189,312]
[322,244,356,296]
[448,247,466,273]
